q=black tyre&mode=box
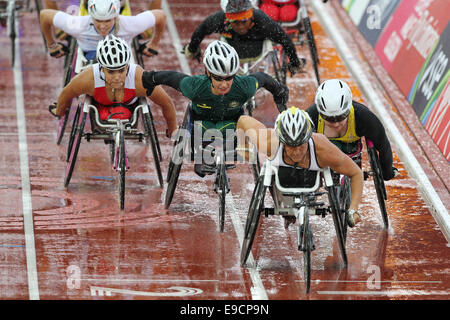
[327,186,348,267]
[300,211,311,293]
[66,104,80,161]
[143,111,163,188]
[368,146,389,228]
[338,175,351,243]
[300,1,320,85]
[64,111,86,188]
[241,176,266,266]
[217,161,227,232]
[118,126,126,210]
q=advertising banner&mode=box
[357,0,401,47]
[409,22,450,119]
[388,0,449,97]
[423,80,449,160]
[374,0,418,71]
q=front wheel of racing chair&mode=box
[140,99,163,188]
[117,124,126,210]
[366,139,389,228]
[6,0,16,67]
[165,104,191,209]
[240,174,267,266]
[57,37,78,145]
[64,102,87,188]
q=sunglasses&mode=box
[321,113,348,123]
[227,18,250,24]
[210,74,235,82]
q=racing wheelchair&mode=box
[165,104,260,232]
[64,96,163,210]
[241,158,348,293]
[252,0,320,85]
[0,0,42,66]
[56,0,152,145]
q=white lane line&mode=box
[161,0,192,75]
[163,0,268,300]
[309,0,450,243]
[12,16,40,300]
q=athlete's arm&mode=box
[56,67,95,116]
[142,70,189,95]
[314,133,363,212]
[354,102,395,180]
[187,12,225,55]
[39,9,59,49]
[249,72,289,109]
[147,10,166,51]
[135,67,178,137]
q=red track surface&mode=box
[0,0,448,302]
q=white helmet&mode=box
[275,107,314,147]
[96,35,131,70]
[203,40,240,77]
[88,0,121,20]
[314,79,353,119]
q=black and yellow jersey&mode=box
[306,100,395,180]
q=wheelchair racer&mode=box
[49,35,177,137]
[306,79,398,181]
[183,0,305,75]
[142,40,289,177]
[40,0,165,60]
[236,107,364,228]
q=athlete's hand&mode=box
[273,84,289,109]
[48,102,60,118]
[142,42,159,57]
[288,58,306,76]
[182,44,201,62]
[48,42,68,58]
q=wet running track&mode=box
[0,0,448,303]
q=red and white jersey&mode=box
[92,63,138,106]
[92,63,138,120]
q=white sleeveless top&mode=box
[270,138,321,171]
[53,11,156,52]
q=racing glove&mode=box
[273,83,289,112]
[182,44,201,62]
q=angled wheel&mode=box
[216,160,227,232]
[299,0,320,85]
[338,175,351,243]
[299,209,312,293]
[367,143,388,228]
[241,176,267,266]
[143,109,163,188]
[327,185,348,267]
[7,0,16,67]
[117,126,126,210]
[64,108,87,188]
[66,103,81,162]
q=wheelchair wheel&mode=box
[132,37,144,69]
[64,109,87,188]
[7,0,16,67]
[367,144,389,228]
[57,39,77,145]
[338,175,351,242]
[327,185,348,267]
[143,110,163,188]
[217,161,227,232]
[241,176,266,266]
[299,209,312,293]
[271,48,287,86]
[118,126,126,210]
[299,1,320,85]
[34,0,46,49]
[147,108,162,161]
[66,103,81,161]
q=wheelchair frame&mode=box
[165,104,260,232]
[240,158,348,293]
[64,96,163,210]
